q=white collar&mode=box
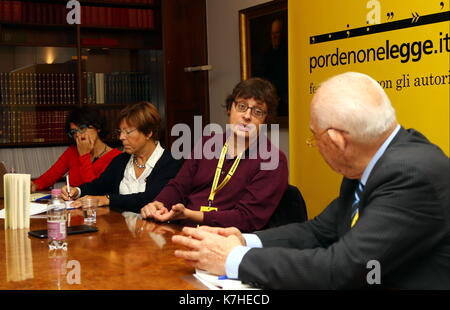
[360,125,401,186]
[145,141,164,169]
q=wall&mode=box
[206,0,289,163]
[0,146,66,179]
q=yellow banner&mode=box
[289,0,449,218]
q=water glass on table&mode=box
[82,198,98,225]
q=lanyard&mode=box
[207,142,243,206]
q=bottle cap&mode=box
[51,188,62,196]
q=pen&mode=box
[218,275,228,280]
[66,175,70,198]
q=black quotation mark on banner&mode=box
[387,12,394,20]
[440,2,445,9]
[312,10,449,44]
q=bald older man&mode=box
[172,72,450,290]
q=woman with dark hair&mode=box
[140,78,288,233]
[62,101,181,213]
[31,107,122,192]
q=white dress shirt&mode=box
[119,142,164,195]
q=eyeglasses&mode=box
[306,129,329,148]
[234,101,267,119]
[114,128,138,138]
[306,134,318,148]
[67,125,93,139]
[306,128,348,147]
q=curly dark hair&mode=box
[65,107,108,142]
[225,77,279,123]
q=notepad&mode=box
[193,269,260,290]
[30,192,51,202]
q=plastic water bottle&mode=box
[47,188,67,250]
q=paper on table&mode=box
[65,201,75,209]
[0,202,47,219]
[194,269,260,290]
[30,192,51,202]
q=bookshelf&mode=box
[0,0,210,150]
[0,0,164,148]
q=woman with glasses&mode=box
[31,107,121,192]
[62,101,181,213]
[140,78,289,233]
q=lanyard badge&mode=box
[200,143,243,213]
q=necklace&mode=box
[133,156,146,169]
[93,145,108,162]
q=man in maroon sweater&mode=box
[140,78,288,233]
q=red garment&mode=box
[34,145,122,190]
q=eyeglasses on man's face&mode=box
[306,134,318,148]
[306,128,329,147]
[67,125,93,139]
[306,128,348,147]
[114,128,138,138]
[233,101,267,119]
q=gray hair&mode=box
[311,72,396,143]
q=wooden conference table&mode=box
[0,201,207,290]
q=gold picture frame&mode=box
[239,0,288,127]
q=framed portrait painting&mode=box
[239,0,288,127]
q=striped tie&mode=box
[350,182,364,228]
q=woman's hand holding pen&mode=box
[61,185,78,201]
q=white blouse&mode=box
[119,142,164,195]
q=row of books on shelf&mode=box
[0,108,123,145]
[0,1,67,25]
[0,73,77,105]
[0,1,155,29]
[85,72,152,105]
[81,6,155,29]
[113,0,156,3]
[0,110,69,144]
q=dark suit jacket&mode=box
[79,150,182,213]
[239,128,450,289]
